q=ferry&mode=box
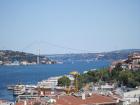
[13,85,26,96]
[8,84,37,96]
[24,85,37,94]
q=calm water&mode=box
[0,60,110,101]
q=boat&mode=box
[24,85,37,94]
[13,85,26,96]
[7,85,15,90]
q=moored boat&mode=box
[13,85,26,96]
[7,85,15,90]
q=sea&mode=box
[0,60,110,101]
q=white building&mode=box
[101,83,114,91]
[37,76,62,88]
[121,89,140,105]
[37,75,74,89]
[20,61,28,65]
[0,100,14,105]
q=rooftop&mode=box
[15,93,117,105]
[54,93,117,105]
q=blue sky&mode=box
[0,0,140,54]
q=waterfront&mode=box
[0,60,110,101]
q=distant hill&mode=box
[1,49,140,64]
[0,50,52,64]
[47,49,140,63]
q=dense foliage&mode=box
[58,76,71,87]
[57,65,140,90]
[110,63,140,88]
[75,65,140,89]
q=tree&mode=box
[99,68,110,82]
[114,63,123,71]
[127,78,139,88]
[74,74,83,90]
[82,71,98,83]
[118,70,133,86]
[133,71,140,82]
[58,76,71,87]
[111,63,123,81]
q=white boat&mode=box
[7,85,15,90]
[25,85,37,89]
[13,85,25,96]
[24,85,37,94]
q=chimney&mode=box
[57,95,60,100]
[89,92,92,96]
[82,93,86,100]
[24,100,27,105]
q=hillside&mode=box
[0,50,55,65]
[1,49,140,65]
[47,49,140,63]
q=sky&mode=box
[0,0,140,54]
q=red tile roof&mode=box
[16,101,24,105]
[16,93,117,105]
[54,94,117,105]
[0,99,9,104]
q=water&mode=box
[0,60,110,101]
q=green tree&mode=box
[99,68,110,82]
[82,71,99,83]
[58,76,71,87]
[118,70,133,86]
[114,63,123,71]
[111,63,123,80]
[127,78,139,88]
[134,71,140,82]
[76,75,83,90]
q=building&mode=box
[122,89,140,105]
[37,76,62,89]
[20,61,29,65]
[0,100,14,105]
[110,52,140,71]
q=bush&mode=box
[58,76,71,87]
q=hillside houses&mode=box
[111,53,140,71]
